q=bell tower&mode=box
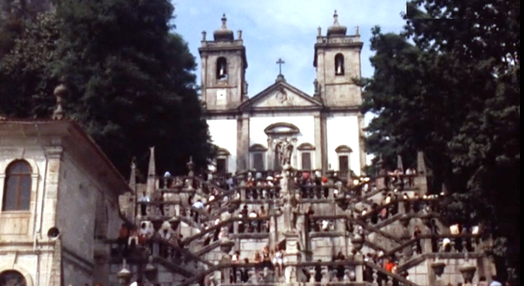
[199,14,248,110]
[314,11,363,107]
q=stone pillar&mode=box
[358,114,366,176]
[237,114,250,172]
[43,146,63,234]
[283,232,301,283]
[415,151,428,195]
[314,114,324,171]
[321,115,328,174]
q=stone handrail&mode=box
[181,216,272,245]
[363,261,420,286]
[382,233,482,259]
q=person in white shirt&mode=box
[192,199,204,222]
[139,191,150,216]
[322,220,330,231]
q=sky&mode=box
[171,0,408,97]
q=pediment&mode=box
[240,81,322,110]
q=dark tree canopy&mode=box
[363,0,519,282]
[0,0,214,177]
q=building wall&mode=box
[201,48,245,110]
[208,119,238,172]
[326,115,361,175]
[57,151,124,286]
[316,46,362,107]
[0,143,52,286]
[249,115,315,170]
[0,123,127,286]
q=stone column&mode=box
[357,114,366,176]
[283,232,301,283]
[237,114,250,172]
[314,115,322,170]
[43,146,63,234]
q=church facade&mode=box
[200,13,366,177]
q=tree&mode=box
[0,11,59,118]
[363,0,519,281]
[0,0,52,57]
[0,0,214,176]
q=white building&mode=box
[0,120,130,286]
[201,13,365,176]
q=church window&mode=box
[2,160,32,211]
[0,270,27,286]
[297,143,315,170]
[301,152,312,170]
[250,144,267,171]
[253,153,265,171]
[339,156,349,173]
[216,148,230,175]
[335,145,353,179]
[335,53,345,75]
[216,57,228,80]
[216,158,227,175]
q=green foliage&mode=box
[0,0,214,176]
[0,11,59,117]
[363,0,519,281]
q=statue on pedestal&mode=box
[275,138,294,167]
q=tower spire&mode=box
[146,147,156,195]
[129,157,137,192]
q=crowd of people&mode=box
[108,165,505,286]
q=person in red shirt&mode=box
[384,257,396,272]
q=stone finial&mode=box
[397,155,404,172]
[221,13,227,29]
[416,151,426,175]
[202,31,206,41]
[146,147,156,195]
[317,26,321,36]
[237,30,242,39]
[187,156,195,177]
[355,25,360,35]
[52,78,67,120]
[129,157,137,192]
[333,10,339,25]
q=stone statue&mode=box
[275,138,294,167]
[283,197,293,232]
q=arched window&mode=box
[335,53,345,75]
[216,57,228,80]
[0,270,27,286]
[2,160,32,211]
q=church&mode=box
[200,12,366,177]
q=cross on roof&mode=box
[276,58,285,75]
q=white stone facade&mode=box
[201,14,366,176]
[0,121,130,286]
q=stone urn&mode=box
[399,214,411,227]
[431,261,446,277]
[335,196,349,210]
[144,256,158,282]
[220,237,235,254]
[117,259,132,286]
[351,234,364,252]
[459,264,476,283]
[151,220,164,232]
[168,217,180,230]
[420,212,431,226]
